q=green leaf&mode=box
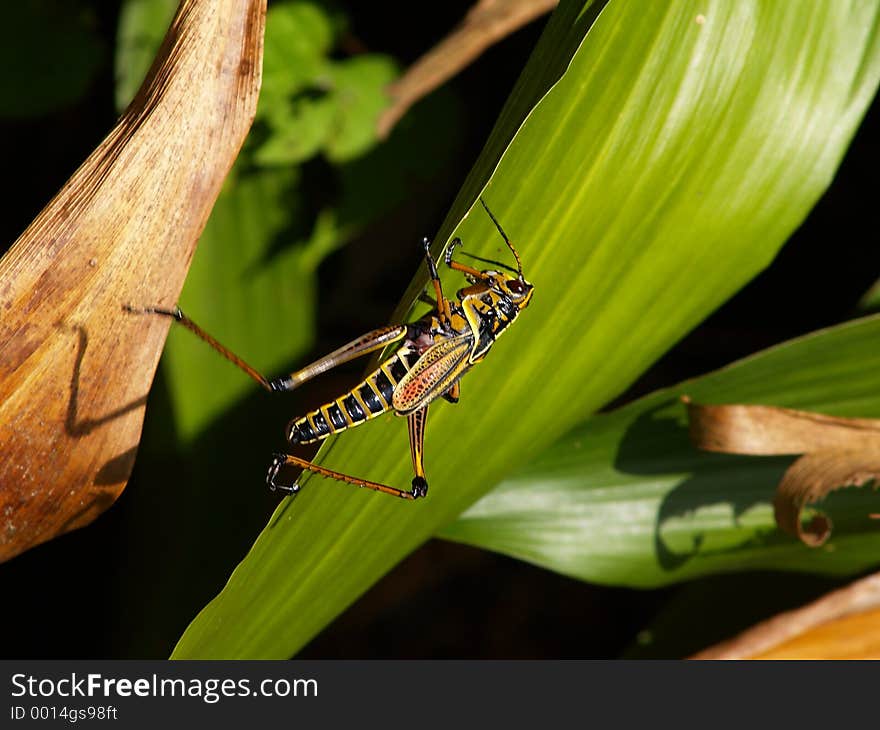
[253,1,336,166]
[173,0,880,658]
[442,316,880,588]
[260,0,335,100]
[115,0,178,111]
[254,1,397,166]
[324,56,399,162]
[254,94,338,166]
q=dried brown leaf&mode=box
[684,398,880,454]
[376,0,558,138]
[692,571,880,659]
[775,451,880,546]
[684,397,880,547]
[0,0,266,562]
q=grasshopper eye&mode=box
[508,279,526,295]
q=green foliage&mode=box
[0,2,105,119]
[171,0,880,658]
[256,2,398,165]
[443,316,880,587]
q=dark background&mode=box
[0,0,878,659]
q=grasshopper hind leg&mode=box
[266,454,301,495]
[407,406,429,498]
[267,453,422,500]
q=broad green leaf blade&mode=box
[174,0,880,658]
[442,316,880,588]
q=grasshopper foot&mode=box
[410,476,428,499]
[267,453,300,495]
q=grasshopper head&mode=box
[484,270,534,309]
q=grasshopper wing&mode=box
[392,334,473,415]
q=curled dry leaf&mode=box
[775,451,880,546]
[684,397,880,546]
[692,571,880,659]
[0,0,266,562]
[376,0,559,138]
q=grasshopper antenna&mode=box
[479,197,523,278]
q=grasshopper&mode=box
[130,199,533,499]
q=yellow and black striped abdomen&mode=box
[286,348,419,444]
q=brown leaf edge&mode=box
[683,397,880,547]
[692,570,880,659]
[0,0,266,562]
[376,0,558,138]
